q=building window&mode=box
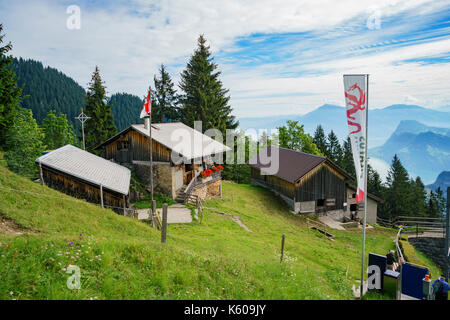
[117,141,129,151]
[317,199,325,207]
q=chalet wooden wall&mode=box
[251,167,295,199]
[105,129,172,163]
[41,167,125,209]
[295,163,345,210]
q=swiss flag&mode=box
[140,90,151,119]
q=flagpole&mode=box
[148,87,154,208]
[360,74,369,298]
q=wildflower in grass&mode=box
[68,242,74,246]
[9,291,13,295]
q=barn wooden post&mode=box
[123,195,126,216]
[151,199,156,228]
[161,203,168,244]
[100,184,104,208]
[39,160,44,186]
[280,234,285,263]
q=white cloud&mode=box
[0,0,448,117]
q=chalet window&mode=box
[350,204,358,212]
[117,141,129,151]
[317,199,325,207]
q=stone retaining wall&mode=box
[409,237,447,271]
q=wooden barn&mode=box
[95,121,231,201]
[36,145,131,210]
[248,146,353,215]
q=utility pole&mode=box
[75,110,90,150]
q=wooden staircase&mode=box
[175,185,187,203]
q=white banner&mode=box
[343,74,368,204]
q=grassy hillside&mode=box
[0,165,440,300]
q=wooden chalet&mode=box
[248,146,353,215]
[95,121,231,201]
[36,145,131,210]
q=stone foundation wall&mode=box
[133,162,174,198]
[193,180,222,201]
[409,237,447,271]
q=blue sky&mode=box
[0,0,449,117]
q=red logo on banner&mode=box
[345,83,366,135]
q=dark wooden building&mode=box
[36,145,131,210]
[248,146,352,215]
[95,121,231,201]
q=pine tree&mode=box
[326,130,343,164]
[427,191,440,218]
[0,24,21,148]
[435,187,446,217]
[409,176,427,217]
[367,164,384,199]
[384,154,412,219]
[313,125,327,155]
[5,108,44,176]
[41,110,78,149]
[341,136,356,179]
[179,35,238,136]
[152,64,180,123]
[84,66,117,152]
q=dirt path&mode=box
[136,206,192,224]
[204,207,252,232]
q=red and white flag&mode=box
[343,75,368,204]
[140,90,151,119]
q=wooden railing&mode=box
[306,217,335,240]
[377,215,445,237]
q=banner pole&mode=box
[359,74,369,299]
[148,87,154,207]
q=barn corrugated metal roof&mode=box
[247,146,352,183]
[97,122,231,160]
[36,145,131,195]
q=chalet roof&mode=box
[247,146,353,184]
[96,122,231,160]
[36,145,131,195]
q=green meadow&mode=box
[0,165,440,300]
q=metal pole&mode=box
[446,187,449,280]
[360,73,369,299]
[148,87,154,214]
[82,121,85,150]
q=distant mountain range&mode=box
[369,120,450,184]
[239,104,450,148]
[426,171,450,198]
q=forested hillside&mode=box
[11,58,85,131]
[11,58,145,133]
[109,92,143,131]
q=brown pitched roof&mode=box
[247,146,352,184]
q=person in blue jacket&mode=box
[432,275,449,300]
